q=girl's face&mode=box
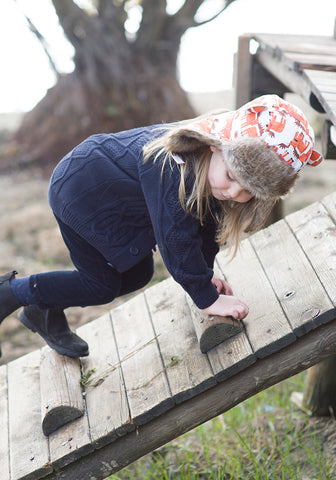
[207,147,254,203]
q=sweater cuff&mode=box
[188,281,219,310]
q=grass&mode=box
[109,372,336,479]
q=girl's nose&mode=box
[228,183,244,199]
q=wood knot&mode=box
[284,290,296,299]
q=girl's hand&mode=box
[202,294,249,320]
[211,274,233,296]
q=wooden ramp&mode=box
[235,32,336,158]
[2,192,336,480]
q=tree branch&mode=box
[98,0,127,34]
[13,0,60,77]
[173,0,238,29]
[194,0,238,26]
[51,0,93,47]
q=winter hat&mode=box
[166,95,323,199]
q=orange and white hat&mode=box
[186,95,323,172]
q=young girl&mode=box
[0,95,323,358]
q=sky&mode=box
[0,0,335,113]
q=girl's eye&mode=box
[226,171,234,182]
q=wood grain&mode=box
[0,365,10,480]
[40,347,84,436]
[145,278,216,404]
[111,293,174,425]
[8,350,52,480]
[78,313,134,448]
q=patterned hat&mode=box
[189,95,323,172]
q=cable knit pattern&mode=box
[48,125,219,309]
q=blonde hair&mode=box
[143,120,297,257]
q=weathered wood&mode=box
[285,202,336,308]
[40,347,84,436]
[323,190,336,221]
[216,239,296,357]
[7,350,52,480]
[250,218,333,336]
[321,120,336,159]
[111,292,174,425]
[145,278,216,403]
[0,365,10,480]
[234,34,253,108]
[43,313,336,480]
[284,52,336,72]
[48,411,92,470]
[303,69,336,124]
[302,356,336,416]
[188,300,243,353]
[255,47,324,112]
[77,314,134,448]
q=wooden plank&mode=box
[48,413,93,470]
[304,69,336,91]
[284,53,336,72]
[144,278,216,404]
[304,69,336,121]
[217,238,296,358]
[254,33,336,50]
[40,348,84,436]
[77,314,134,449]
[286,200,336,309]
[251,219,333,336]
[323,191,336,221]
[8,350,52,480]
[42,315,336,480]
[111,293,174,425]
[0,365,10,480]
[255,48,314,110]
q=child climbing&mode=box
[0,95,323,358]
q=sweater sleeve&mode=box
[139,156,219,309]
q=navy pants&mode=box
[29,217,154,309]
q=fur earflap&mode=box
[225,137,298,199]
[165,127,223,154]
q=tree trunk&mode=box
[302,356,336,416]
[6,63,195,176]
[2,0,196,176]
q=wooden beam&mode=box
[46,311,336,480]
[255,48,325,113]
[234,34,253,108]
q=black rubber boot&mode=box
[0,270,22,358]
[0,271,22,323]
[18,305,89,358]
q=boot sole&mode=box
[18,309,89,358]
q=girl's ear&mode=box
[210,145,216,152]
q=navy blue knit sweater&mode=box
[48,125,220,309]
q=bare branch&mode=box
[194,0,238,26]
[51,0,92,47]
[12,0,60,77]
[173,0,238,29]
